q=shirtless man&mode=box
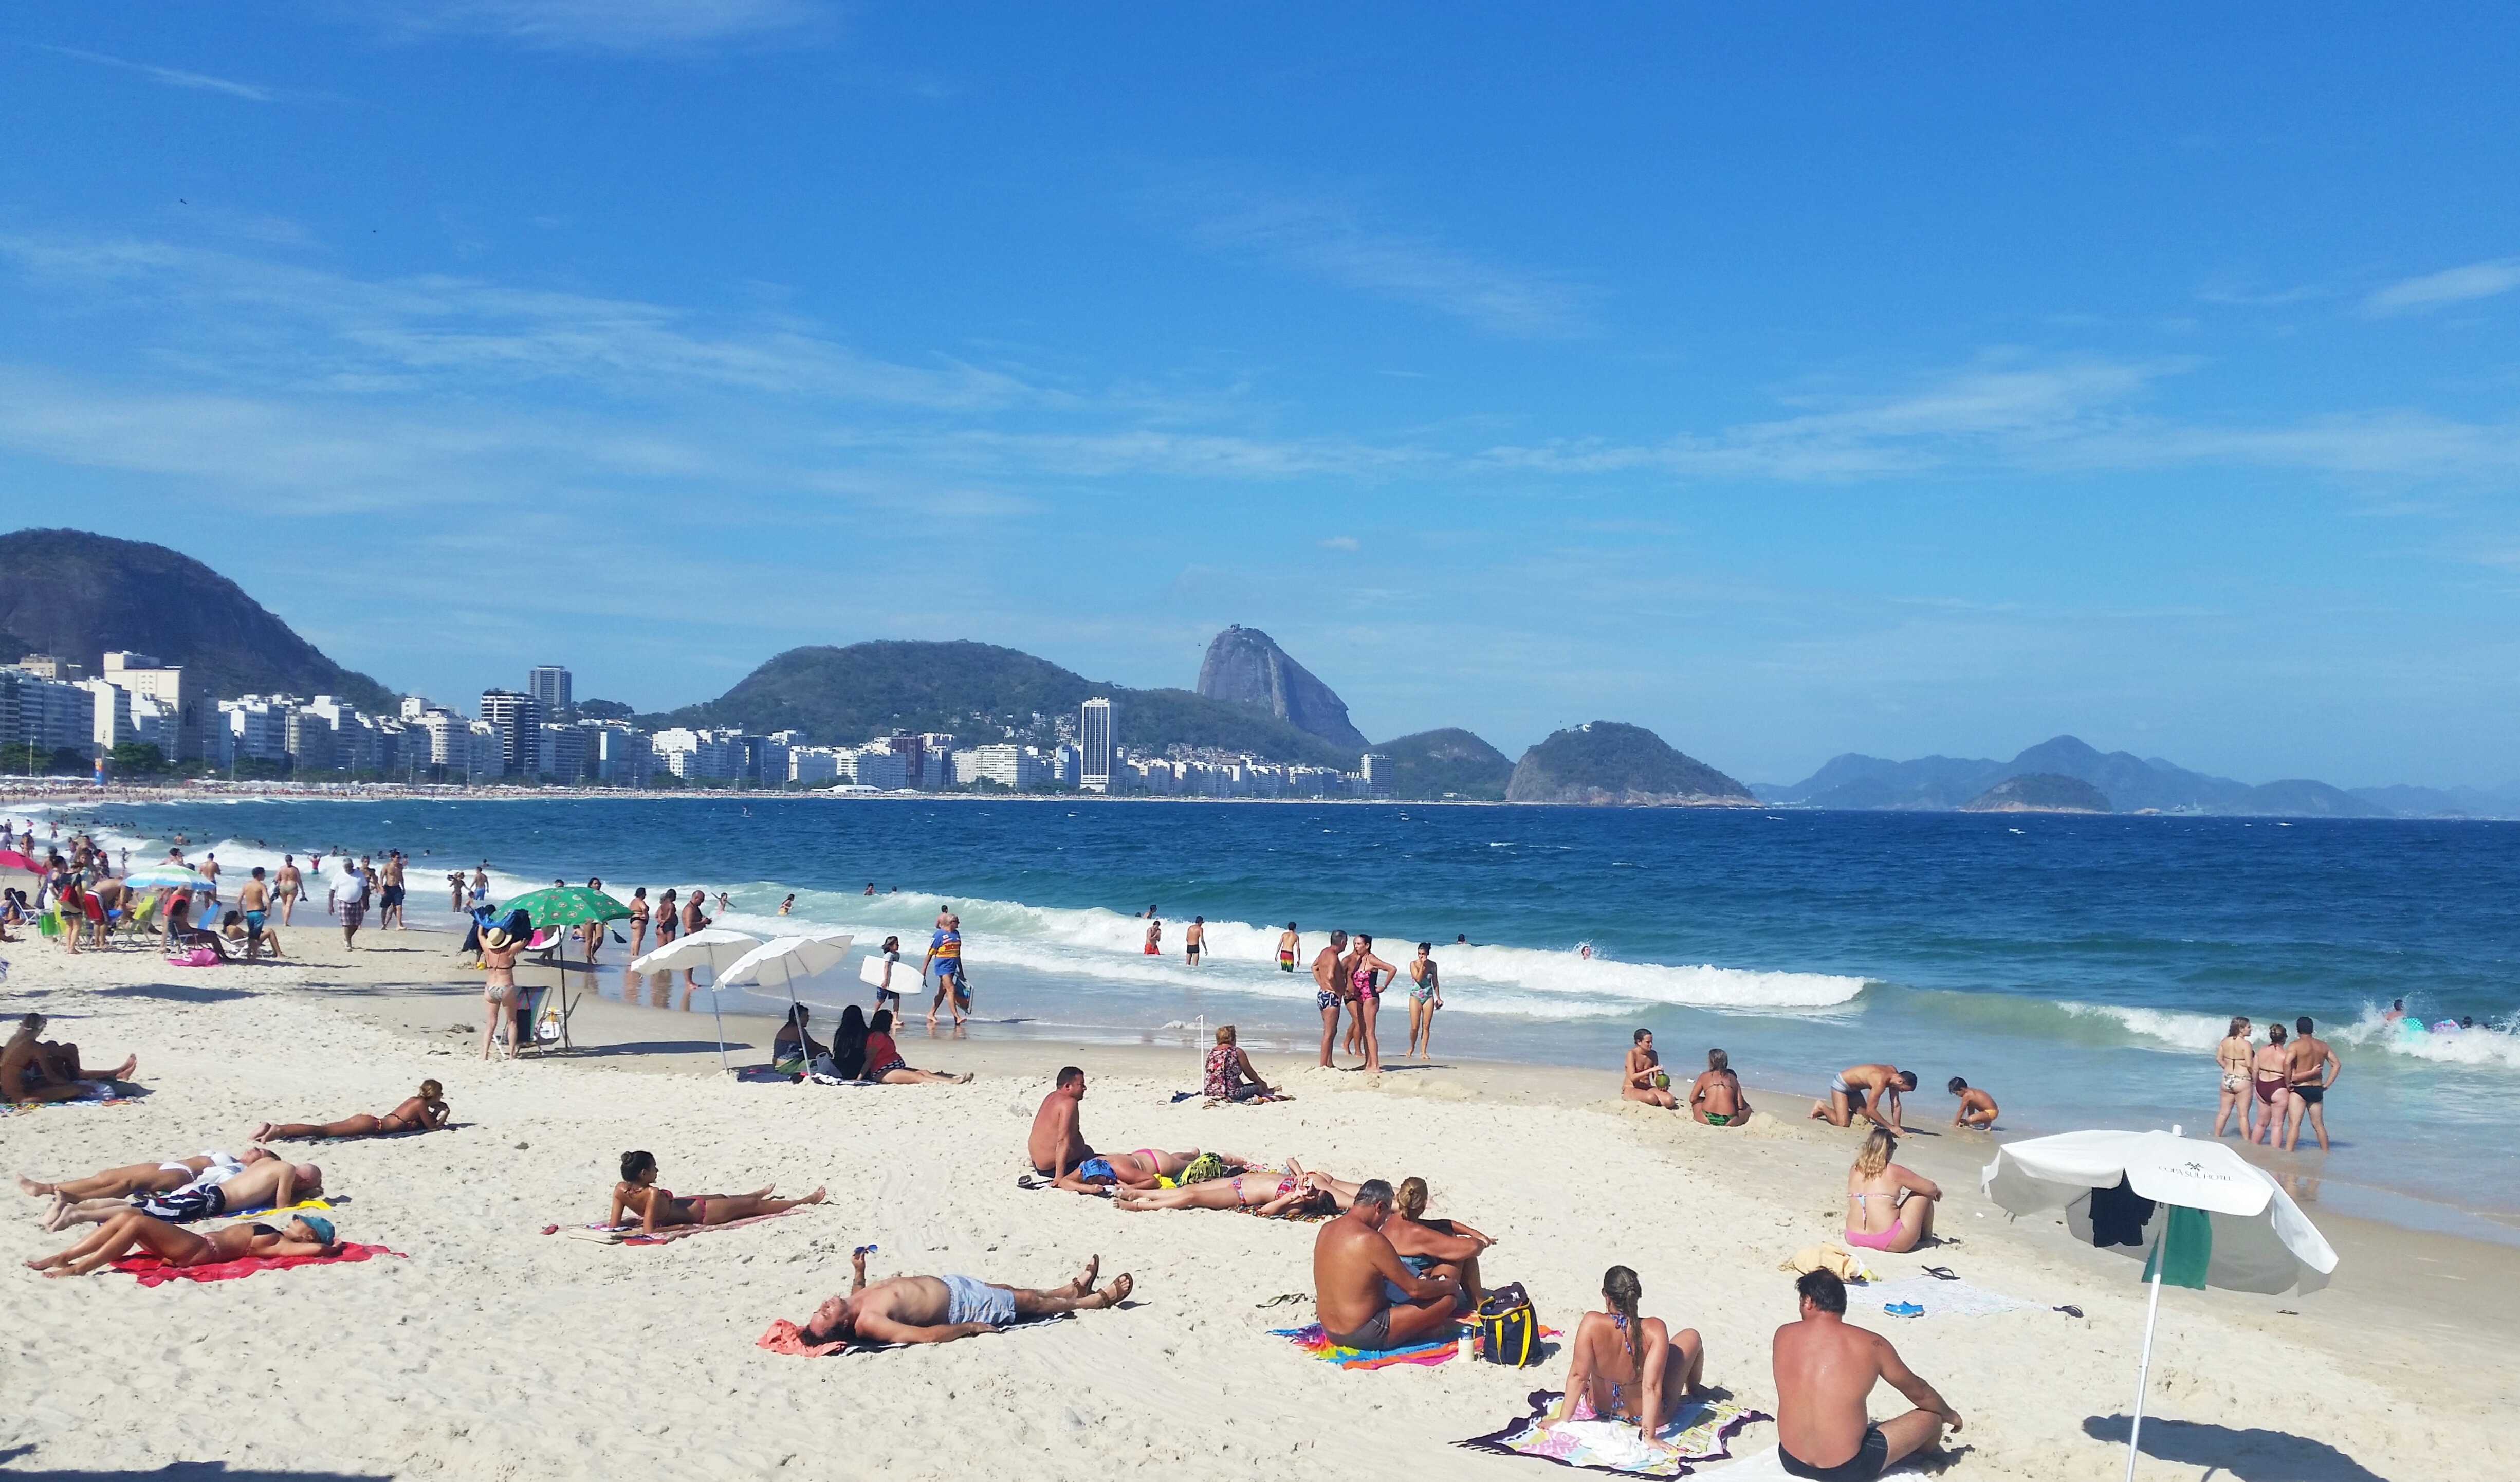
[1809,1064,1917,1130]
[1277,921,1300,973]
[1947,1077,1998,1129]
[1028,1067,1098,1182]
[1185,916,1206,967]
[1314,1178,1462,1351]
[236,868,274,961]
[379,853,406,930]
[2283,1016,2341,1152]
[52,1151,321,1230]
[1312,929,1351,1067]
[1772,1270,1959,1480]
[197,852,220,908]
[1624,1029,1678,1108]
[28,1210,339,1278]
[3,1014,137,1103]
[274,855,303,924]
[796,1246,1130,1348]
[1690,1048,1752,1126]
[21,1150,242,1204]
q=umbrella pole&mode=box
[2125,1225,2168,1482]
[709,975,731,1077]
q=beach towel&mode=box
[1459,1390,1771,1476]
[111,1241,402,1286]
[1777,1244,1874,1283]
[549,1209,800,1245]
[1853,1276,2037,1320]
[3,1084,132,1113]
[757,1309,1075,1356]
[1683,1447,1927,1481]
[1273,1321,1471,1370]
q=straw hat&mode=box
[482,927,514,950]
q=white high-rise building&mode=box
[100,652,204,761]
[78,679,134,750]
[1078,698,1113,793]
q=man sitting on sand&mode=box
[1947,1077,1997,1129]
[1029,1067,1099,1181]
[1808,1064,1917,1130]
[2,1014,138,1103]
[1772,1269,1960,1480]
[28,1210,340,1278]
[1691,1048,1752,1126]
[1313,1178,1463,1351]
[50,1151,322,1230]
[796,1245,1131,1347]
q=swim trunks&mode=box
[1185,944,1201,961]
[243,910,266,935]
[135,1183,229,1221]
[1322,1306,1392,1351]
[940,1274,1017,1328]
[1317,989,1339,1011]
[1779,1425,1889,1481]
[1279,949,1295,971]
[2292,1084,2325,1105]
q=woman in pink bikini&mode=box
[1843,1128,1941,1254]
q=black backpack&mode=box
[1477,1282,1540,1366]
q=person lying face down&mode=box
[43,1150,322,1230]
[796,1246,1132,1348]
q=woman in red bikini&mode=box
[1843,1128,1941,1254]
[251,1081,449,1142]
[608,1150,825,1236]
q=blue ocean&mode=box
[35,796,2520,1237]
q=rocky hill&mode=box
[1194,625,1368,749]
[1753,734,2426,818]
[1369,728,1513,800]
[1960,773,2112,813]
[642,641,1359,769]
[1505,721,1753,806]
[0,529,395,712]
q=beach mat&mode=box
[111,1241,402,1286]
[4,1085,134,1114]
[1458,1390,1770,1476]
[548,1208,801,1245]
[1855,1276,2037,1319]
[1273,1321,1469,1369]
[758,1309,1075,1356]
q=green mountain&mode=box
[640,641,1360,768]
[1370,728,1513,800]
[1960,772,2112,812]
[1504,721,1752,805]
[0,529,396,712]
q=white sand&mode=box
[5,926,2512,1479]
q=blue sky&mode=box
[4,4,2517,787]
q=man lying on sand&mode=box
[611,1150,825,1234]
[50,1152,321,1231]
[1313,1178,1463,1351]
[3,1014,138,1104]
[251,1080,449,1142]
[28,1210,339,1278]
[1691,1048,1752,1126]
[1772,1269,1960,1481]
[22,1150,241,1205]
[1808,1064,1917,1130]
[797,1245,1131,1346]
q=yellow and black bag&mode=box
[1477,1282,1539,1366]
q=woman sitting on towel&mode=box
[827,1005,869,1080]
[26,1210,339,1278]
[1843,1127,1941,1253]
[608,1150,826,1235]
[1542,1266,1707,1442]
[251,1080,450,1142]
[861,1010,970,1085]
[1112,1159,1335,1216]
[1386,1176,1495,1307]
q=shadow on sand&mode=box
[97,982,257,1005]
[2082,1414,2390,1481]
[0,1449,390,1481]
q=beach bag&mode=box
[165,947,220,968]
[1178,1152,1226,1185]
[535,1000,564,1043]
[1476,1282,1540,1367]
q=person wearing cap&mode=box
[480,926,525,1060]
[27,1207,341,1277]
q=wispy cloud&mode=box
[35,44,273,101]
[362,0,830,54]
[1319,535,1360,551]
[2365,258,2520,316]
[1187,192,1589,337]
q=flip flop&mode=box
[2052,1305,2085,1318]
[1921,1266,1959,1280]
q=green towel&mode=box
[2142,1204,2213,1290]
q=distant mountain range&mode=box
[1753,735,2520,819]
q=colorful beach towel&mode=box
[1274,1321,1469,1369]
[1854,1276,2036,1319]
[1459,1389,1770,1476]
[112,1241,402,1286]
[758,1309,1075,1356]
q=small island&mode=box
[1505,720,1754,806]
[1960,772,2112,813]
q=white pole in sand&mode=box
[708,973,731,1077]
[2124,1217,2168,1482]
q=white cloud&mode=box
[1319,535,1360,551]
[35,44,273,101]
[2365,258,2520,316]
[1188,193,1589,337]
[363,0,829,54]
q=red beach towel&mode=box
[111,1242,404,1286]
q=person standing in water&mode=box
[1277,922,1300,972]
[2284,1017,2341,1152]
[1345,933,1394,1075]
[2250,1023,2292,1146]
[1143,917,1162,956]
[2213,1017,2254,1139]
[627,888,651,958]
[925,914,969,1028]
[1404,942,1442,1059]
[1184,916,1206,968]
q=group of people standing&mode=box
[1290,926,1443,1075]
[2215,1015,2341,1151]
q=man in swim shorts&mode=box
[795,1246,1131,1348]
[1278,922,1299,972]
[1313,1178,1462,1351]
[1028,1067,1098,1181]
[51,1151,321,1229]
[2283,1016,2341,1152]
[1808,1064,1917,1130]
[1312,930,1350,1068]
[924,915,968,1028]
[1185,916,1205,966]
[1772,1270,1959,1481]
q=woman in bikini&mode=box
[1623,1028,1679,1108]
[626,888,651,959]
[27,1210,338,1277]
[1344,933,1395,1075]
[479,926,524,1060]
[1544,1266,1706,1443]
[251,1081,449,1142]
[608,1150,825,1235]
[2213,1017,2255,1139]
[1843,1128,1941,1254]
[1111,1164,1328,1217]
[2250,1022,2292,1145]
[1404,943,1443,1060]
[1689,1048,1750,1125]
[1387,1176,1493,1307]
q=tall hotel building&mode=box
[1079,697,1113,793]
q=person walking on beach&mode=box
[925,914,969,1028]
[2213,1017,2254,1139]
[197,853,220,910]
[469,864,489,911]
[1185,916,1206,967]
[274,855,303,925]
[1277,922,1300,972]
[235,868,273,963]
[1772,1270,1959,1480]
[1405,942,1442,1059]
[379,853,406,930]
[2284,1017,2341,1152]
[2249,1023,2291,1145]
[1311,930,1350,1068]
[627,887,650,958]
[1624,1029,1678,1108]
[480,927,524,1059]
[871,935,905,1016]
[328,863,370,952]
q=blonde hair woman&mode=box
[1385,1176,1494,1307]
[1543,1265,1706,1441]
[1843,1128,1941,1254]
[1203,1025,1275,1103]
[2213,1017,2254,1139]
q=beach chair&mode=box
[518,982,575,1055]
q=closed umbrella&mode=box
[500,886,633,1051]
[1982,1128,2338,1480]
[628,928,763,1074]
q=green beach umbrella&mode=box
[501,885,633,930]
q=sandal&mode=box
[1921,1266,1959,1281]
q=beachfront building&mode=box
[580,721,652,786]
[954,743,1046,790]
[219,696,295,765]
[466,721,504,783]
[478,689,541,778]
[99,652,206,762]
[788,746,845,785]
[849,744,911,789]
[527,665,573,716]
[76,678,134,751]
[652,726,743,781]
[536,723,587,783]
[1079,697,1113,793]
[1051,743,1082,785]
[0,665,94,768]
[14,653,83,682]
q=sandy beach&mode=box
[6,924,2510,1480]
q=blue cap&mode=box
[297,1214,336,1244]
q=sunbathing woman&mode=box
[1112,1161,1332,1216]
[1844,1127,1942,1254]
[27,1210,338,1278]
[608,1150,826,1236]
[251,1080,450,1142]
[1387,1176,1495,1306]
[1543,1265,1707,1443]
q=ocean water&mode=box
[22,795,2520,1236]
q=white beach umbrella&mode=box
[628,928,763,1073]
[1982,1128,2338,1481]
[717,931,856,1021]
